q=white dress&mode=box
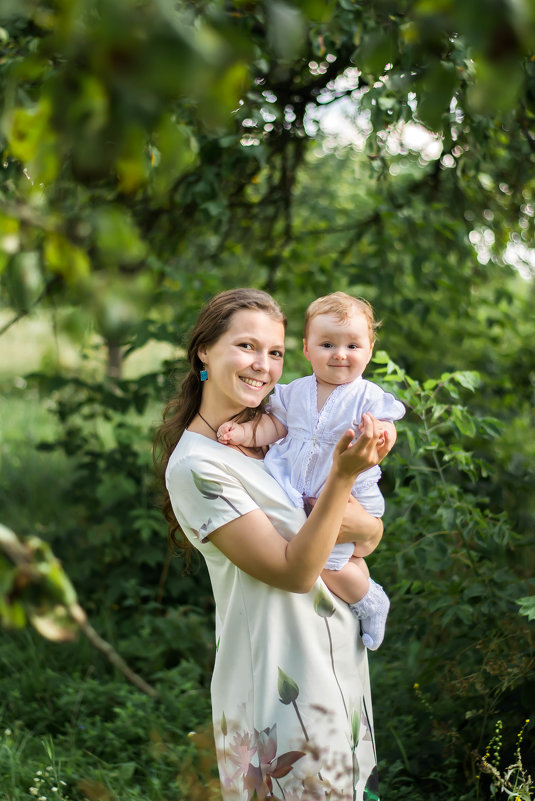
[265,375,405,570]
[166,430,380,801]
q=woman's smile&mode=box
[240,376,266,389]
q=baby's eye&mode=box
[321,343,333,348]
[348,344,359,349]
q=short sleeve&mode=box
[266,383,289,426]
[166,456,259,543]
[365,387,406,423]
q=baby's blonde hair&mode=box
[304,291,381,344]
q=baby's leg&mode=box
[322,560,370,605]
[324,546,389,650]
[349,577,390,651]
[351,553,370,580]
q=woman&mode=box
[155,289,392,801]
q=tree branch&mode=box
[69,604,159,699]
[0,278,60,337]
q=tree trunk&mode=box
[107,341,122,380]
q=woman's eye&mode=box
[238,343,253,349]
[271,350,284,358]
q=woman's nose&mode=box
[252,351,269,371]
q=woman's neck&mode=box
[188,405,266,460]
[199,405,244,433]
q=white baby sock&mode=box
[348,578,390,651]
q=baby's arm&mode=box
[217,414,287,447]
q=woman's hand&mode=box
[333,412,393,480]
[358,418,397,450]
[338,496,383,555]
[305,494,383,555]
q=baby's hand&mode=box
[217,421,246,445]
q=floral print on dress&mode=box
[191,469,243,540]
[218,717,306,800]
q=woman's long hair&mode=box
[154,288,287,551]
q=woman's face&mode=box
[198,309,285,417]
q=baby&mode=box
[217,292,405,650]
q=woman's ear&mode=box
[197,345,207,363]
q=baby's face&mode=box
[303,311,373,387]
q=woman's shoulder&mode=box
[167,431,265,478]
[166,431,221,475]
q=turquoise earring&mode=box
[200,367,208,382]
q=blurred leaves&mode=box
[0,523,78,641]
[0,0,533,319]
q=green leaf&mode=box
[516,596,535,622]
[44,233,91,283]
[451,407,476,437]
[0,598,26,629]
[431,404,448,422]
[358,30,397,75]
[417,60,458,132]
[93,206,147,266]
[453,371,480,392]
[372,351,390,364]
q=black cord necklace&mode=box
[198,411,219,436]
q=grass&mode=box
[0,630,215,801]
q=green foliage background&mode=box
[0,1,534,799]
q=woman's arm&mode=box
[210,413,390,593]
[338,496,383,556]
